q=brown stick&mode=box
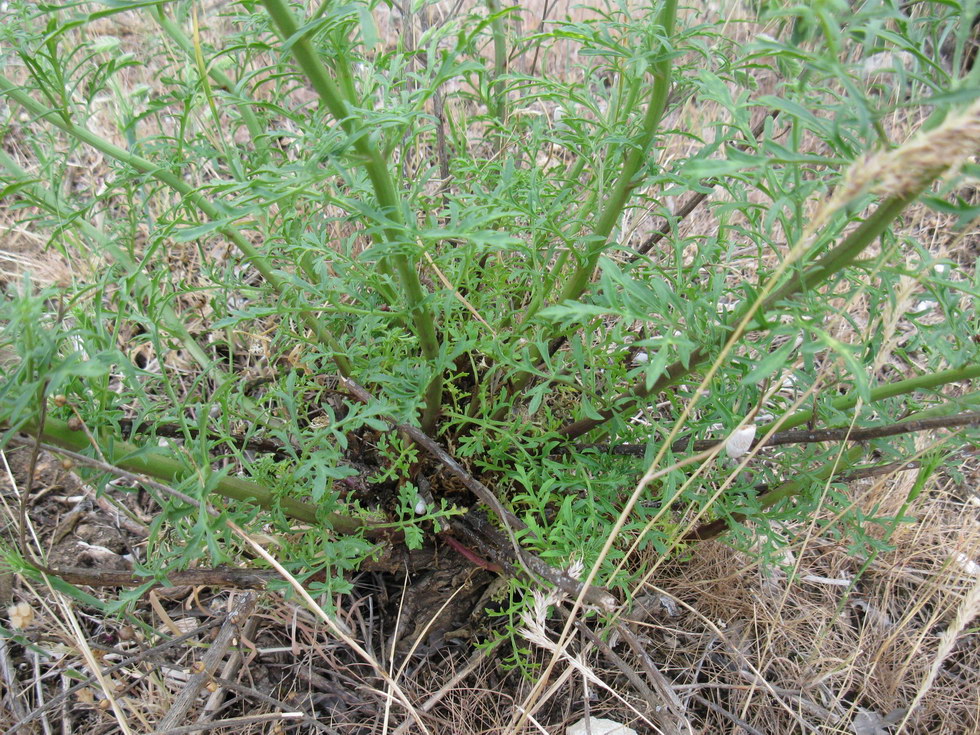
[42,546,441,590]
[40,566,275,589]
[570,412,980,456]
[339,376,618,612]
[201,615,261,722]
[690,411,980,451]
[615,622,691,729]
[632,110,779,259]
[115,418,299,460]
[3,620,226,735]
[156,592,258,732]
[690,694,766,735]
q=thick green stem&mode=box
[759,192,918,314]
[485,0,508,124]
[757,364,980,435]
[20,415,365,533]
[496,0,677,405]
[258,0,443,431]
[558,187,942,439]
[756,446,870,509]
[557,0,677,306]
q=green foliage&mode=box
[0,0,977,630]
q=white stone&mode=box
[566,717,638,735]
[954,552,980,577]
[725,425,757,459]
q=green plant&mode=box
[0,0,977,632]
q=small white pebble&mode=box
[725,425,757,459]
[954,552,980,577]
[566,717,637,735]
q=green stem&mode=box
[756,446,869,510]
[21,416,364,533]
[904,389,980,420]
[759,192,918,314]
[496,0,677,404]
[258,0,443,431]
[757,364,980,435]
[557,0,677,306]
[485,0,508,124]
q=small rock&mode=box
[566,716,637,735]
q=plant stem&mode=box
[17,415,365,532]
[496,0,678,403]
[557,0,677,306]
[759,192,917,314]
[757,364,980,435]
[258,0,443,432]
[685,445,865,541]
[566,410,980,455]
[485,0,508,124]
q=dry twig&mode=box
[156,592,258,732]
[574,621,691,735]
[572,411,980,456]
